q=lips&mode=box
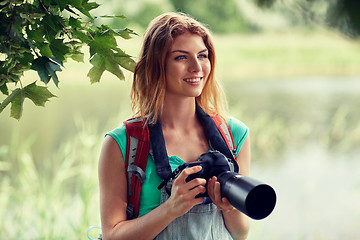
[183,77,202,83]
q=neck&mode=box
[161,97,198,129]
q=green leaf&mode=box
[30,57,62,87]
[114,51,136,72]
[45,61,61,87]
[24,82,56,106]
[0,82,9,95]
[88,52,126,82]
[73,29,91,43]
[4,83,56,120]
[10,88,24,120]
[43,14,64,40]
[70,0,95,20]
[104,57,125,80]
[88,31,118,58]
[38,43,53,58]
[0,88,20,114]
[70,51,84,62]
[93,33,118,50]
[49,39,70,62]
[69,16,82,29]
[87,53,105,83]
[114,28,137,39]
[26,25,46,43]
[53,0,71,11]
[94,14,126,20]
[83,1,100,12]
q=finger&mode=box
[186,177,207,190]
[207,176,216,198]
[188,184,207,199]
[213,180,222,203]
[221,197,236,212]
[208,176,221,203]
[175,166,202,183]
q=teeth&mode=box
[184,77,202,83]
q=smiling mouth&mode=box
[183,77,202,83]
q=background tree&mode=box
[255,0,360,37]
[169,0,253,33]
[0,0,136,119]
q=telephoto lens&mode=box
[186,151,277,220]
[217,171,276,220]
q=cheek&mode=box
[203,61,211,77]
[166,62,181,78]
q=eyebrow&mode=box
[170,49,208,54]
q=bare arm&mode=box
[98,135,207,240]
[207,136,251,240]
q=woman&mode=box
[98,12,251,240]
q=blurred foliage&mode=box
[169,0,253,33]
[133,2,167,29]
[255,0,276,8]
[0,0,136,120]
[0,118,101,238]
[327,0,360,37]
[254,0,360,37]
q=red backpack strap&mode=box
[211,115,237,159]
[124,118,150,219]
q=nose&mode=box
[188,57,201,73]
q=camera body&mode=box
[185,150,236,198]
[183,151,276,220]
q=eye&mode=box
[174,55,186,60]
[198,54,208,59]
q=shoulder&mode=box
[104,118,147,161]
[226,117,249,152]
[227,117,249,137]
[105,124,127,160]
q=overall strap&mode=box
[124,118,150,219]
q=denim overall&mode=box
[154,188,234,240]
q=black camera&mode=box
[176,151,276,220]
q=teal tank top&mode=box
[106,117,249,217]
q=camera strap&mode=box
[149,103,238,182]
[195,104,237,165]
[148,117,173,180]
[157,163,188,190]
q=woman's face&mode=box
[165,32,211,100]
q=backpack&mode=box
[124,105,236,219]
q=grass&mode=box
[214,29,360,81]
[0,119,101,239]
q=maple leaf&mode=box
[8,83,56,120]
[30,57,62,87]
[87,53,106,83]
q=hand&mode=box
[207,176,235,212]
[165,166,207,218]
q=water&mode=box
[225,76,360,240]
[249,145,360,240]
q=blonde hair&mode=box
[131,12,227,123]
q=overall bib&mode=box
[155,188,234,240]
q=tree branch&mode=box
[5,4,17,44]
[38,0,50,14]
